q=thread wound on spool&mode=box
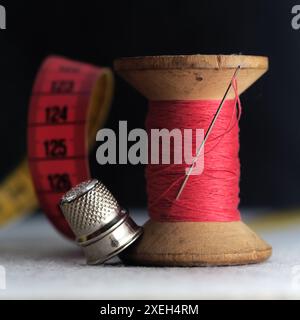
[146,83,242,222]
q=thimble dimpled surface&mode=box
[61,180,120,236]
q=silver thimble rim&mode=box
[84,214,143,265]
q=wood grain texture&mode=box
[114,54,268,70]
[114,54,268,100]
[120,220,272,266]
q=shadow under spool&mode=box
[114,54,272,266]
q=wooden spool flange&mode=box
[114,54,272,266]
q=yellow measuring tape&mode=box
[0,160,37,226]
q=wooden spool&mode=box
[114,54,272,266]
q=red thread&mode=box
[146,84,242,222]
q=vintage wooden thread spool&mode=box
[114,54,272,266]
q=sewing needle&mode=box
[175,65,241,200]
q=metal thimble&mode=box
[60,179,142,265]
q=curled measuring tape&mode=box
[28,56,114,238]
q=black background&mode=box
[0,0,298,209]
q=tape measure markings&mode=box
[28,56,113,238]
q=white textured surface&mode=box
[0,210,300,299]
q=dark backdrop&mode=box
[0,0,298,208]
